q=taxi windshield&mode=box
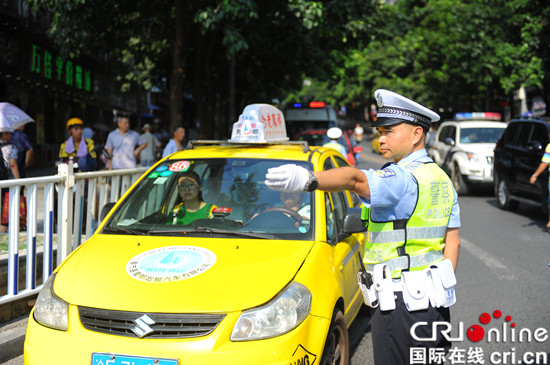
[102,158,314,240]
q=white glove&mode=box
[265,164,309,192]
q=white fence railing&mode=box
[0,162,148,305]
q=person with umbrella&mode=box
[0,124,20,232]
[0,102,30,232]
[11,124,34,178]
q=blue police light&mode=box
[455,112,501,121]
[293,103,302,108]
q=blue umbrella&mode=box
[0,102,34,133]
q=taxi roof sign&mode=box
[229,104,289,143]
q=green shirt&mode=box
[170,202,215,225]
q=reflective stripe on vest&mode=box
[367,225,449,244]
[363,161,454,278]
[366,249,444,272]
[323,142,345,155]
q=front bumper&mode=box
[463,163,494,184]
[24,305,330,365]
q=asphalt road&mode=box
[6,137,550,364]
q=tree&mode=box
[293,0,547,120]
[26,0,379,139]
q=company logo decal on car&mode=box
[289,345,316,365]
[126,245,217,283]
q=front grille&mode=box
[79,306,225,339]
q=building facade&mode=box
[0,2,152,170]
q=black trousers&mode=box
[371,292,451,365]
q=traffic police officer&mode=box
[265,89,460,364]
[323,127,347,157]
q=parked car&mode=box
[428,113,507,194]
[24,104,367,365]
[294,128,363,166]
[493,117,550,216]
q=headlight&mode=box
[466,153,481,163]
[33,273,68,331]
[231,282,311,341]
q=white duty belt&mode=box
[366,249,444,273]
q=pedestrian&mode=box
[105,115,147,170]
[11,124,33,178]
[59,118,97,172]
[323,127,347,157]
[265,89,461,364]
[353,123,365,143]
[162,126,186,158]
[0,127,20,233]
[140,123,160,167]
[529,142,550,232]
[82,126,94,141]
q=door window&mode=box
[503,123,521,146]
[438,127,450,142]
[530,124,549,147]
[516,124,533,148]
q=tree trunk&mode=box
[169,0,185,135]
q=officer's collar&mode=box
[396,149,429,165]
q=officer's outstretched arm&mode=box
[443,228,460,271]
[314,167,370,199]
[265,164,370,199]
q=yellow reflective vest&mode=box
[363,162,455,278]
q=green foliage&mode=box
[194,0,258,58]
[24,0,550,132]
[293,0,547,117]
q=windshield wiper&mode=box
[148,226,277,239]
[102,226,147,235]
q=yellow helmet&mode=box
[66,117,84,130]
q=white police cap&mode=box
[327,127,342,139]
[373,89,440,130]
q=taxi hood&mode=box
[53,235,314,313]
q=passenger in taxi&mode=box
[251,191,309,221]
[169,171,217,225]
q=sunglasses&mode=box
[178,182,198,191]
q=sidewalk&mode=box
[0,315,27,363]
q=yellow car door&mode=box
[317,153,366,325]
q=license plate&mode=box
[92,353,179,365]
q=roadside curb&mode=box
[0,317,27,363]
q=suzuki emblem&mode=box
[131,314,155,338]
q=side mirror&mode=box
[353,146,363,153]
[444,137,455,147]
[100,202,116,222]
[526,141,543,151]
[342,207,368,234]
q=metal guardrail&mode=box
[0,162,148,305]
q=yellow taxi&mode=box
[371,131,381,154]
[24,104,367,365]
